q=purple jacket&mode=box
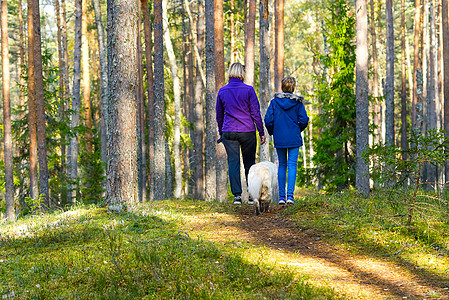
[216,78,265,136]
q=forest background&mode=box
[1,0,449,222]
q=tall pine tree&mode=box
[313,0,356,190]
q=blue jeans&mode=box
[276,147,300,197]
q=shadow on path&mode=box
[226,205,449,300]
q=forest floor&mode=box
[176,201,449,300]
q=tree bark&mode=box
[92,0,108,169]
[401,0,408,158]
[214,0,227,202]
[1,0,15,220]
[27,0,38,201]
[413,0,422,131]
[68,0,82,204]
[205,0,217,201]
[443,0,449,181]
[185,0,206,86]
[141,0,155,201]
[244,0,256,86]
[32,0,50,206]
[274,0,284,92]
[385,0,394,146]
[106,0,139,207]
[137,4,147,203]
[61,0,70,112]
[54,0,67,195]
[82,0,92,151]
[427,0,437,186]
[17,0,25,110]
[230,0,236,63]
[259,0,270,161]
[193,0,205,200]
[369,0,380,144]
[153,0,166,200]
[355,0,370,195]
[162,0,182,199]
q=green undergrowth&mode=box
[287,188,449,282]
[0,201,340,299]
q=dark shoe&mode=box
[286,196,295,205]
[233,196,242,205]
[248,196,254,205]
[278,196,286,205]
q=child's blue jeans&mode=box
[276,147,300,197]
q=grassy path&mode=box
[168,201,449,299]
[1,198,448,299]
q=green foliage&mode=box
[363,129,449,225]
[311,0,356,190]
[24,194,48,213]
[364,129,449,188]
[286,189,449,273]
[79,132,105,204]
[12,48,72,208]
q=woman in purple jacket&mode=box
[216,62,266,205]
[264,77,309,205]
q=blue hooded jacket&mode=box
[264,92,309,148]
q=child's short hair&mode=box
[228,62,245,81]
[281,77,296,93]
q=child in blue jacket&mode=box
[264,77,309,205]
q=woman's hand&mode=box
[260,135,266,145]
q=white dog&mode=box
[247,161,279,215]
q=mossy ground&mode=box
[1,189,448,299]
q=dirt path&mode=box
[182,204,449,299]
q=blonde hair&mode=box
[228,62,245,81]
[281,77,296,93]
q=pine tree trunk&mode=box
[230,0,236,63]
[33,0,50,206]
[274,0,284,92]
[61,0,70,110]
[141,0,155,201]
[185,0,205,86]
[1,0,15,220]
[153,0,166,200]
[369,0,381,144]
[413,0,422,131]
[427,0,437,187]
[385,0,394,146]
[205,0,217,201]
[82,0,92,152]
[213,0,227,202]
[68,0,82,204]
[61,0,70,201]
[137,5,147,203]
[106,0,138,208]
[193,0,205,200]
[400,0,408,158]
[17,0,25,110]
[27,0,39,201]
[54,0,67,197]
[423,0,429,136]
[187,11,195,196]
[92,0,108,169]
[259,0,270,161]
[355,0,370,195]
[162,0,182,199]
[165,142,173,199]
[443,0,449,181]
[245,0,256,86]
